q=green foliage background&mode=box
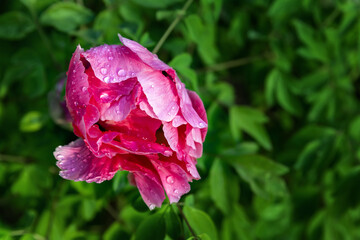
[1,0,360,239]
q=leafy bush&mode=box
[1,0,360,239]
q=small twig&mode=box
[199,54,271,73]
[0,154,29,163]
[152,0,194,54]
[176,204,199,240]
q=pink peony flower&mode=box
[53,34,207,209]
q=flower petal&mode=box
[151,159,190,203]
[118,34,170,71]
[82,44,150,84]
[54,138,121,183]
[119,155,165,209]
[136,70,179,122]
[66,45,90,121]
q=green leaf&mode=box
[187,233,211,240]
[81,198,97,221]
[275,71,302,116]
[229,106,272,150]
[293,20,327,62]
[265,69,278,107]
[112,171,128,193]
[93,10,121,43]
[103,222,130,240]
[131,0,182,8]
[19,111,46,132]
[209,159,233,215]
[0,11,35,40]
[135,213,166,240]
[20,0,57,12]
[165,206,183,240]
[11,165,51,197]
[183,206,218,240]
[231,155,288,198]
[184,14,218,65]
[40,2,93,33]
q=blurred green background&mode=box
[1,0,360,239]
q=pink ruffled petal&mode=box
[136,70,179,122]
[82,44,150,84]
[175,79,207,129]
[100,85,139,122]
[151,160,190,203]
[187,90,208,141]
[54,138,121,183]
[118,34,170,71]
[66,45,90,122]
[132,172,165,210]
[119,155,165,209]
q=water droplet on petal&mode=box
[103,76,110,83]
[108,56,113,61]
[171,106,176,110]
[151,84,154,88]
[82,87,87,92]
[72,69,76,74]
[166,176,174,184]
[56,154,64,160]
[117,69,125,77]
[116,110,120,114]
[199,122,205,128]
[74,101,78,106]
[100,93,108,99]
[177,83,182,89]
[71,168,76,172]
[149,204,155,210]
[100,68,108,75]
[173,189,179,194]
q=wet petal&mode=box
[136,70,179,122]
[66,45,90,121]
[54,138,121,183]
[151,160,190,203]
[118,34,170,71]
[82,44,150,84]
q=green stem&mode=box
[152,0,194,54]
[0,154,28,163]
[176,204,199,240]
[200,54,272,72]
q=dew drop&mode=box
[71,168,76,172]
[117,69,125,77]
[56,154,64,160]
[177,83,182,89]
[173,189,179,194]
[151,84,154,88]
[103,76,110,83]
[171,106,176,110]
[149,204,155,210]
[100,68,108,75]
[108,56,113,61]
[74,101,78,106]
[166,176,174,184]
[82,87,87,92]
[131,72,136,77]
[72,69,76,74]
[199,122,205,128]
[100,93,108,99]
[116,110,120,114]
